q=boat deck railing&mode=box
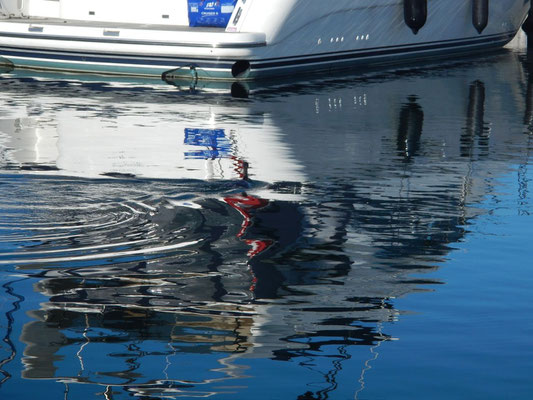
[0,16,226,33]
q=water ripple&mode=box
[0,178,229,269]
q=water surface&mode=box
[0,48,532,399]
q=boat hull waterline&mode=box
[0,0,529,80]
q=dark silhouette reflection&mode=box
[7,180,413,397]
[518,50,533,215]
[461,80,490,158]
[524,69,533,132]
[1,49,533,398]
[6,170,467,397]
[397,95,424,161]
[521,50,533,134]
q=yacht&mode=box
[0,0,529,80]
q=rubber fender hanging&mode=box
[472,0,489,34]
[404,0,427,34]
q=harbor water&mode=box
[0,45,532,399]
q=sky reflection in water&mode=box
[0,46,532,400]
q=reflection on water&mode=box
[0,48,533,399]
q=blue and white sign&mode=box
[188,0,238,28]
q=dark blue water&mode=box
[0,45,532,400]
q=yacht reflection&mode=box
[1,49,533,398]
[0,81,303,184]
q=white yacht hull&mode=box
[0,0,529,80]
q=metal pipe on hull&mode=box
[472,0,489,34]
[404,0,427,34]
